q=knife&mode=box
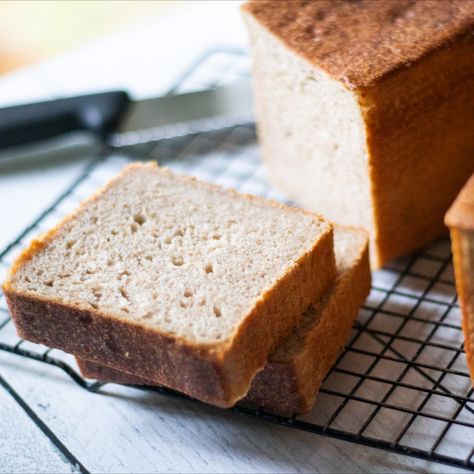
[0,79,253,160]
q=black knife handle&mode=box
[0,91,131,149]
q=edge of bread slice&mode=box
[445,173,474,386]
[3,162,336,407]
[75,225,370,414]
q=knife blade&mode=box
[0,79,253,163]
[114,79,252,142]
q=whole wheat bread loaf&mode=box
[76,226,370,415]
[242,0,474,267]
[445,173,474,386]
[3,162,335,407]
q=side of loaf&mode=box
[3,162,336,407]
[242,0,474,268]
[445,173,474,386]
[75,226,371,415]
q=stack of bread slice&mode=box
[3,162,370,415]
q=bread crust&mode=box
[445,174,474,231]
[3,162,336,408]
[242,0,474,91]
[445,174,474,385]
[74,227,370,415]
[246,230,370,414]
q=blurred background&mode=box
[0,0,246,103]
[0,1,175,73]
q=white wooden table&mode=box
[0,3,471,473]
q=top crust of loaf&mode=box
[242,0,474,90]
[445,174,474,231]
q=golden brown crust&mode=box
[446,175,474,385]
[77,358,156,386]
[242,0,474,90]
[74,227,370,415]
[3,162,336,407]
[447,228,474,385]
[362,29,474,266]
[445,174,474,231]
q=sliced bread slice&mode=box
[3,162,335,407]
[445,173,474,386]
[75,226,370,415]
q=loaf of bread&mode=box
[445,174,474,386]
[3,162,336,407]
[242,0,474,267]
[75,226,370,415]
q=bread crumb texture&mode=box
[10,163,329,345]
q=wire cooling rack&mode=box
[0,49,473,471]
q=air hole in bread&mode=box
[119,287,130,302]
[213,305,222,318]
[204,263,213,274]
[183,289,193,298]
[36,269,44,276]
[130,223,139,233]
[133,213,146,225]
[82,344,92,353]
[117,270,131,281]
[86,263,97,274]
[199,298,206,306]
[164,237,172,244]
[145,255,153,262]
[172,256,184,266]
[107,259,114,267]
[212,234,221,240]
[93,289,102,299]
[174,229,184,237]
[179,300,188,308]
[44,279,54,287]
[66,240,76,249]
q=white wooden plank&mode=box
[0,351,468,473]
[0,379,79,473]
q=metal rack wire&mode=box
[0,49,472,471]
